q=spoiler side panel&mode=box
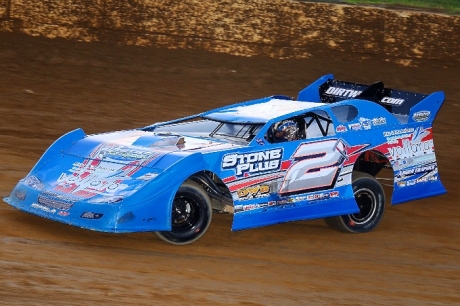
[297,73,334,102]
[408,91,445,124]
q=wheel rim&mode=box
[349,187,377,224]
[171,195,202,233]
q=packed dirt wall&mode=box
[0,0,459,62]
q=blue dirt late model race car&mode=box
[4,74,446,245]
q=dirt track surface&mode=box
[0,32,459,305]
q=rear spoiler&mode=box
[297,74,445,122]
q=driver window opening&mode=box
[265,117,305,143]
[331,105,358,123]
[304,110,335,139]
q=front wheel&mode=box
[155,181,212,245]
[324,171,385,233]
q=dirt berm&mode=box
[1,0,459,63]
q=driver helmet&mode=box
[274,120,299,142]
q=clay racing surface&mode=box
[0,32,459,305]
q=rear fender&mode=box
[389,91,447,204]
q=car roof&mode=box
[202,98,327,123]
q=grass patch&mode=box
[343,0,460,14]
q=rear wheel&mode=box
[155,181,212,245]
[325,171,385,233]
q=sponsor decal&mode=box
[348,123,362,131]
[241,204,259,211]
[57,172,128,194]
[372,117,386,126]
[31,203,56,214]
[14,190,26,201]
[325,87,362,98]
[222,149,282,176]
[387,128,433,160]
[58,211,70,217]
[405,175,438,187]
[412,110,431,122]
[383,128,415,144]
[234,203,264,213]
[396,164,436,178]
[388,138,433,160]
[268,198,295,206]
[71,162,116,173]
[235,190,342,214]
[237,185,270,199]
[393,159,409,168]
[307,191,339,201]
[336,125,347,133]
[55,144,160,199]
[104,146,154,160]
[359,117,372,130]
[292,196,308,202]
[380,97,404,106]
[235,198,296,213]
[383,128,415,137]
[397,181,407,187]
[81,212,104,219]
[256,138,265,146]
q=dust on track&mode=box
[0,32,459,305]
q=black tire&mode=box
[155,181,212,245]
[324,171,385,233]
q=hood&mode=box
[67,129,237,157]
[63,129,241,166]
[31,130,239,203]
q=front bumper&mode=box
[3,182,171,233]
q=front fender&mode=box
[123,152,208,231]
[29,128,86,175]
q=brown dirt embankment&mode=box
[1,0,459,64]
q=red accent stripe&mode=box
[228,174,283,192]
[223,176,237,183]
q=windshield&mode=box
[210,122,263,141]
[143,118,263,142]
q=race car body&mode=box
[3,74,446,244]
